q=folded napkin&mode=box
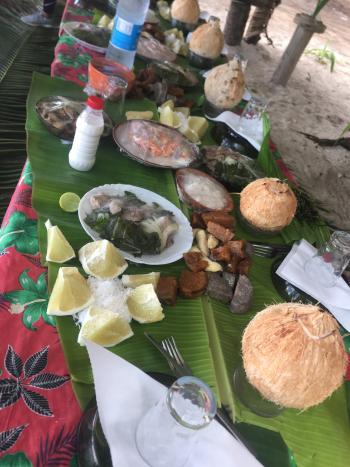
[276,239,350,331]
[86,341,262,467]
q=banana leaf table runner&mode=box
[24,71,350,467]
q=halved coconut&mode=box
[176,168,234,212]
[239,177,297,232]
[242,303,347,409]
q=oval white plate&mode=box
[78,184,193,265]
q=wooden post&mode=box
[272,13,326,86]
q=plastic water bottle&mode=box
[69,96,104,172]
[106,0,150,69]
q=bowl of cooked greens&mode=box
[63,22,110,54]
[78,184,193,265]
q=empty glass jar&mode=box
[304,231,350,287]
[136,376,217,467]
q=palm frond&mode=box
[0,1,57,222]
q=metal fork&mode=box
[250,241,293,259]
[158,336,257,458]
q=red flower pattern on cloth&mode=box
[0,161,81,465]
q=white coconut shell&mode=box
[204,58,245,109]
[242,303,347,409]
[171,0,200,24]
[240,178,297,231]
[189,19,224,59]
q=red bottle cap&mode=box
[87,96,104,110]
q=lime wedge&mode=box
[59,192,81,212]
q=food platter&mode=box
[36,96,113,140]
[113,120,200,169]
[78,184,193,265]
[62,21,110,54]
[136,35,177,63]
[151,61,199,87]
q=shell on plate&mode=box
[176,168,234,212]
[204,58,245,109]
[171,0,200,25]
[189,17,224,59]
[239,177,297,232]
[242,303,347,409]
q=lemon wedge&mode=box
[122,272,160,289]
[179,124,200,143]
[159,99,175,111]
[78,306,133,347]
[125,110,154,120]
[174,107,190,118]
[79,239,128,279]
[159,105,174,127]
[127,284,164,323]
[188,116,209,138]
[45,219,75,263]
[59,192,80,212]
[47,267,93,316]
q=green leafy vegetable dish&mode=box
[84,191,179,257]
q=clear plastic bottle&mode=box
[69,96,104,172]
[106,0,150,69]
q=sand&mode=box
[199,0,350,230]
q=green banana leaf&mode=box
[27,72,350,467]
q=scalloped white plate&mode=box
[78,184,193,265]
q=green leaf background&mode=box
[27,72,350,467]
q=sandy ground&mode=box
[199,0,350,230]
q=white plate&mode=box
[78,184,193,265]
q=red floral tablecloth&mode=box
[0,162,81,466]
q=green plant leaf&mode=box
[35,272,48,296]
[22,303,43,331]
[22,162,32,186]
[0,452,32,467]
[311,0,330,17]
[0,211,39,254]
[19,269,38,293]
[4,290,39,305]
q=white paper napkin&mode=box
[86,341,262,467]
[276,239,350,331]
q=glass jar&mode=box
[304,231,350,287]
[136,376,216,467]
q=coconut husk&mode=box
[242,303,347,409]
[240,178,297,231]
[171,0,200,24]
[189,18,224,59]
[204,58,245,110]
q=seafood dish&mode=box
[63,22,110,52]
[113,120,199,168]
[151,61,199,87]
[136,34,177,63]
[84,191,179,256]
[36,96,113,140]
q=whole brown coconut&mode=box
[171,0,200,25]
[240,178,297,232]
[189,18,224,59]
[242,303,347,409]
